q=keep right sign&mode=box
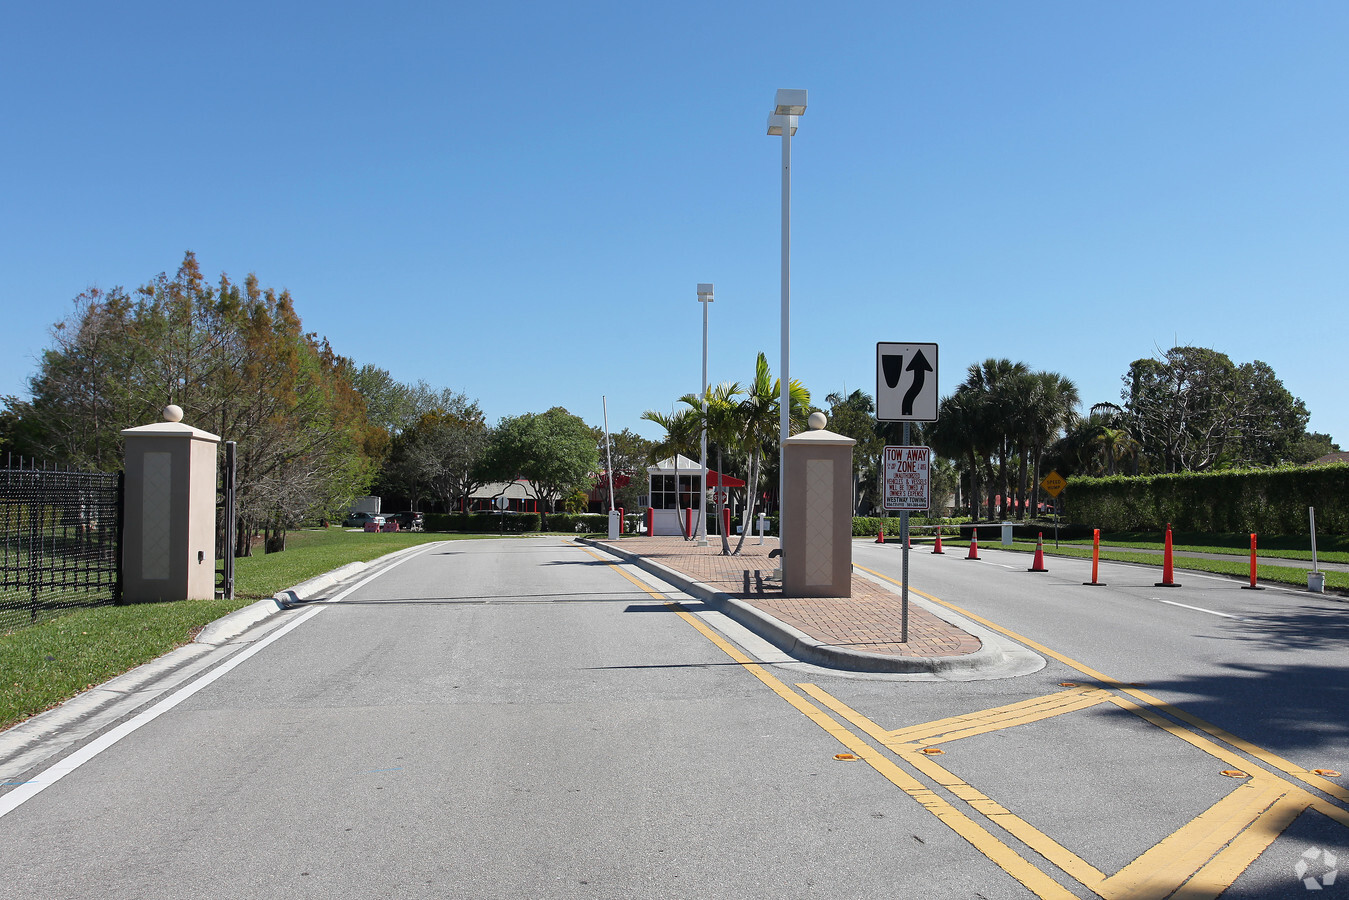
[883,445,931,511]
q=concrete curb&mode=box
[581,538,1041,677]
[194,541,441,647]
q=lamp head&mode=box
[766,114,798,136]
[773,89,807,116]
[697,283,714,302]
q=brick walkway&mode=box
[593,536,981,659]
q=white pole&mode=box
[779,116,791,553]
[602,395,616,519]
[698,289,710,546]
[1310,506,1319,572]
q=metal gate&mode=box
[0,457,123,631]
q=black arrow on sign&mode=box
[901,350,932,416]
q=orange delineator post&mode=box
[965,528,980,560]
[1155,523,1180,587]
[1084,528,1105,586]
[1242,532,1264,590]
[1028,532,1048,572]
[933,530,945,554]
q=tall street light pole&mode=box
[697,283,714,547]
[767,88,806,557]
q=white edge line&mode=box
[0,544,438,820]
[1157,599,1248,621]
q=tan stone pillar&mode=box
[782,413,856,598]
[121,405,221,602]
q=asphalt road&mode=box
[2,538,1346,899]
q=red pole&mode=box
[1242,532,1265,590]
[618,507,625,535]
[645,507,654,536]
[1083,528,1104,586]
[1155,523,1180,587]
[685,506,693,539]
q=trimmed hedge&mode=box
[1062,464,1349,533]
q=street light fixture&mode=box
[696,283,713,547]
[767,88,805,555]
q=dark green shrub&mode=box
[1064,464,1349,533]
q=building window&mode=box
[649,474,701,510]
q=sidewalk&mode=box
[586,535,1037,677]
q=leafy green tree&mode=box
[482,407,599,528]
[593,427,655,515]
[825,389,884,515]
[1123,347,1310,472]
[17,253,377,555]
[383,397,490,512]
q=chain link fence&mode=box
[1,458,122,632]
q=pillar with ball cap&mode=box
[781,411,856,598]
[120,404,221,602]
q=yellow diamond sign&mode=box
[1040,471,1066,497]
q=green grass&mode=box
[0,529,518,732]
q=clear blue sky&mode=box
[3,1,1345,446]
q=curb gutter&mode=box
[581,539,1040,677]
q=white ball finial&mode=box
[808,411,828,431]
[164,404,184,423]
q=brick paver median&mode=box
[594,536,980,659]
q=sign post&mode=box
[877,342,939,645]
[1040,470,1066,547]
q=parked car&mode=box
[391,511,424,532]
[344,511,378,528]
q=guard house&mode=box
[646,455,746,536]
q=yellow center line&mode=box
[596,556,1079,900]
[854,563,1349,808]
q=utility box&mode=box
[121,406,220,603]
[781,414,856,598]
[1001,522,1014,546]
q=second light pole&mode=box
[767,88,806,552]
[697,283,713,546]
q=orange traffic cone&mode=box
[1028,532,1048,572]
[933,530,945,554]
[965,531,980,560]
[1155,523,1180,587]
[875,527,885,543]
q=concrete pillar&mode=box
[120,405,221,602]
[781,413,856,598]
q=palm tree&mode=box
[640,406,699,539]
[928,386,992,520]
[679,381,743,554]
[962,359,1029,519]
[1024,372,1079,515]
[733,352,809,555]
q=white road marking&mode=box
[1157,599,1249,621]
[0,545,435,820]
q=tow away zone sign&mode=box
[883,445,931,511]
